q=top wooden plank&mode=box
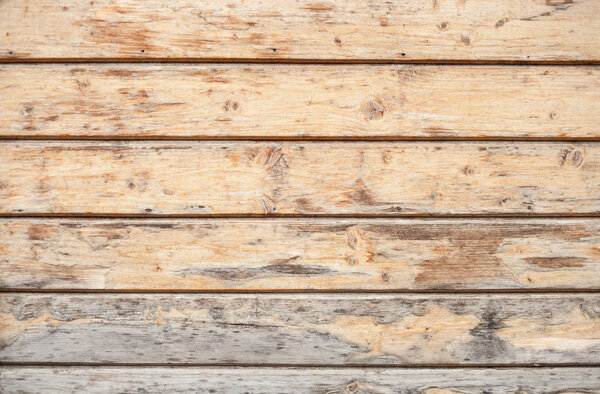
[1,0,599,62]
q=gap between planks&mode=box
[1,59,600,65]
[1,214,599,219]
[2,289,600,294]
[2,136,600,142]
[1,362,599,368]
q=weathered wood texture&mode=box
[2,294,599,365]
[2,219,599,291]
[2,65,599,139]
[1,0,599,61]
[1,142,599,216]
[1,367,599,394]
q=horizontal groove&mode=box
[2,140,599,145]
[1,136,600,142]
[1,58,600,65]
[1,216,596,221]
[2,289,600,294]
[1,362,598,368]
[0,214,598,219]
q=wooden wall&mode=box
[1,0,599,392]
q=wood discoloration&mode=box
[0,0,598,61]
[1,367,599,393]
[1,219,598,290]
[1,65,599,139]
[1,142,599,215]
[1,294,599,364]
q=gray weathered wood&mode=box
[2,294,599,365]
[1,366,599,393]
[2,218,599,290]
[1,142,599,215]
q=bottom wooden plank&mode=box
[1,294,599,365]
[1,367,599,393]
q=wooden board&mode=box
[1,0,599,62]
[2,65,600,139]
[2,218,599,291]
[1,367,599,393]
[2,293,599,365]
[1,142,598,216]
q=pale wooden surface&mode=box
[1,367,599,394]
[1,0,599,61]
[2,294,599,365]
[2,219,599,291]
[2,65,599,139]
[1,142,599,215]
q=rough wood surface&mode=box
[1,142,599,216]
[2,65,599,139]
[2,219,599,291]
[2,294,599,365]
[1,367,599,394]
[1,0,599,61]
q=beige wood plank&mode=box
[2,65,599,139]
[2,293,599,364]
[1,142,598,215]
[2,219,599,290]
[1,0,599,61]
[1,366,599,393]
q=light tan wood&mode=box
[1,366,599,393]
[1,141,598,215]
[2,219,599,290]
[2,293,599,364]
[1,0,599,61]
[2,65,599,139]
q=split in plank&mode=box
[1,0,599,61]
[2,65,599,139]
[2,218,599,291]
[1,141,599,215]
[2,293,600,365]
[1,367,599,394]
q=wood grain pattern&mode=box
[1,142,598,216]
[1,0,599,61]
[2,65,599,139]
[1,367,599,394]
[2,219,599,291]
[2,294,599,365]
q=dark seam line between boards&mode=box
[2,139,599,143]
[0,214,600,219]
[1,59,600,65]
[1,362,599,368]
[0,140,600,146]
[0,214,598,219]
[2,289,600,294]
[1,137,600,142]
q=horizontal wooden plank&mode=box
[1,367,599,394]
[1,0,599,61]
[2,219,599,290]
[1,142,598,215]
[1,294,599,364]
[2,65,599,139]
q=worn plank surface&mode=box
[2,294,599,365]
[1,367,599,394]
[1,0,599,61]
[1,142,599,216]
[2,65,599,139]
[2,219,599,291]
